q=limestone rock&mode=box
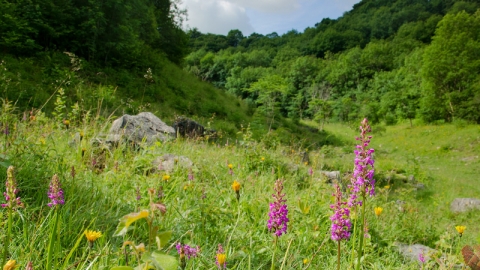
[152,154,193,172]
[395,243,436,263]
[450,198,480,213]
[320,171,340,182]
[107,112,175,145]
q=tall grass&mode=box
[0,110,477,269]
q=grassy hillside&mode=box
[0,112,478,268]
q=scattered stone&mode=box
[413,183,425,190]
[107,112,175,145]
[395,242,437,263]
[152,154,193,172]
[172,117,214,138]
[408,175,415,182]
[320,171,340,182]
[450,198,480,213]
[395,200,406,212]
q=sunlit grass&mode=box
[0,115,478,269]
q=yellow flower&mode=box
[84,230,102,244]
[261,157,265,161]
[162,175,170,181]
[63,119,70,126]
[304,161,308,165]
[455,225,466,236]
[384,185,390,189]
[303,258,309,264]
[374,207,383,217]
[227,164,233,169]
[3,260,17,270]
[231,180,241,192]
[216,253,226,266]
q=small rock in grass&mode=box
[152,154,193,172]
[450,198,480,213]
[395,242,436,264]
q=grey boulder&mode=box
[107,112,175,145]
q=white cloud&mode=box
[181,0,361,36]
[182,0,255,35]
[232,0,300,13]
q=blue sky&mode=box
[180,0,361,36]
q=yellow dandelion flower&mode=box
[3,260,17,270]
[384,185,390,189]
[231,180,241,192]
[303,258,309,264]
[455,225,466,236]
[261,157,265,161]
[374,207,383,217]
[227,164,233,169]
[163,175,170,181]
[84,230,102,244]
[216,253,226,266]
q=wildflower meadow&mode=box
[0,101,479,269]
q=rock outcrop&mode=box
[107,112,175,145]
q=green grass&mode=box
[0,111,479,269]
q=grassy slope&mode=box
[1,115,478,268]
[315,121,480,250]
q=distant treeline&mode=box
[184,0,480,124]
[0,0,188,66]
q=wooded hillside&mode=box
[184,0,480,125]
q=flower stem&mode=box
[350,210,358,269]
[46,208,60,269]
[271,236,278,270]
[2,207,12,266]
[337,241,341,270]
[356,192,367,270]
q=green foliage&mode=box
[0,0,188,66]
[183,0,480,126]
[0,109,479,268]
[421,11,480,123]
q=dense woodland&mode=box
[1,0,480,128]
[185,0,480,125]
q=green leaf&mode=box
[110,267,135,270]
[150,251,178,270]
[156,230,172,248]
[114,210,149,236]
